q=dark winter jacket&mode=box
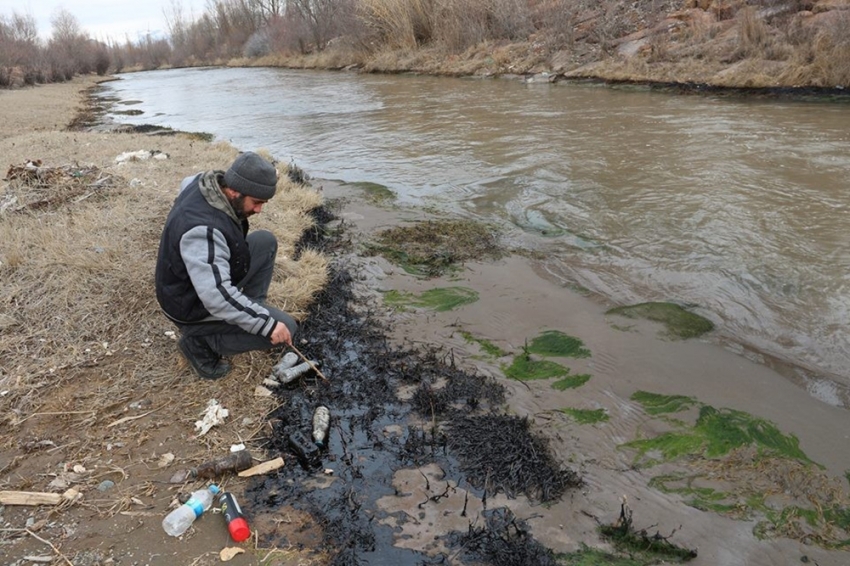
[155,171,277,338]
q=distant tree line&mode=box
[1,0,848,88]
[0,9,109,87]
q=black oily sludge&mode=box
[244,203,580,565]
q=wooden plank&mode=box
[0,491,63,506]
[237,457,284,477]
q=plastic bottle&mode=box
[220,492,251,542]
[312,406,330,447]
[288,430,319,466]
[271,352,299,376]
[162,485,220,537]
[275,360,317,384]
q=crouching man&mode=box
[155,151,297,379]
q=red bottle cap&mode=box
[228,517,251,542]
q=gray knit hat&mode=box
[223,152,278,200]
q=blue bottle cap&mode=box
[209,484,220,494]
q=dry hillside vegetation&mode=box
[2,0,849,92]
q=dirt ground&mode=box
[2,76,850,566]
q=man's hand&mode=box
[270,321,292,346]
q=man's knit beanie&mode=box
[223,152,278,200]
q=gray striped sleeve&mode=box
[179,225,276,338]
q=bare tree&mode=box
[249,0,285,23]
[50,8,82,45]
[286,0,347,50]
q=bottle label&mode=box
[186,497,204,518]
[221,493,244,523]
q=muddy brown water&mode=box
[101,67,850,406]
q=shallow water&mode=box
[102,66,850,397]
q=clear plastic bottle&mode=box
[312,406,330,447]
[271,352,299,376]
[162,484,220,537]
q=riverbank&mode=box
[211,0,850,94]
[2,76,850,565]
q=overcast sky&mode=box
[0,0,208,42]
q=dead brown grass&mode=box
[0,104,328,531]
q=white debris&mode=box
[194,399,229,436]
[115,150,169,164]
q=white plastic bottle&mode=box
[271,352,299,376]
[162,484,220,537]
[276,360,316,384]
[312,406,330,447]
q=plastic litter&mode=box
[312,406,330,447]
[194,399,228,436]
[162,485,219,537]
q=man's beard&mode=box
[228,193,249,221]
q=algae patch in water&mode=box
[384,286,479,311]
[345,180,396,203]
[624,401,810,465]
[502,355,570,381]
[528,330,591,358]
[501,330,592,383]
[459,330,508,358]
[606,302,714,339]
[630,391,699,415]
[552,373,592,390]
[649,473,741,515]
[368,219,502,277]
[623,391,850,548]
[559,407,608,424]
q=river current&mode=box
[101,66,850,403]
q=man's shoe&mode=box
[178,336,231,380]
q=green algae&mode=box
[631,391,698,415]
[606,302,714,339]
[502,355,570,381]
[623,404,809,465]
[560,407,609,424]
[459,331,507,358]
[368,219,502,277]
[528,330,591,358]
[649,473,741,515]
[629,391,850,549]
[383,287,479,312]
[552,373,592,390]
[346,181,396,203]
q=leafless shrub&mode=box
[244,28,272,57]
[358,0,434,49]
[531,0,580,52]
[432,0,495,51]
[727,6,788,61]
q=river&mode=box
[100,66,850,404]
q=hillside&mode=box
[237,0,850,90]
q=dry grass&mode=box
[0,124,328,500]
